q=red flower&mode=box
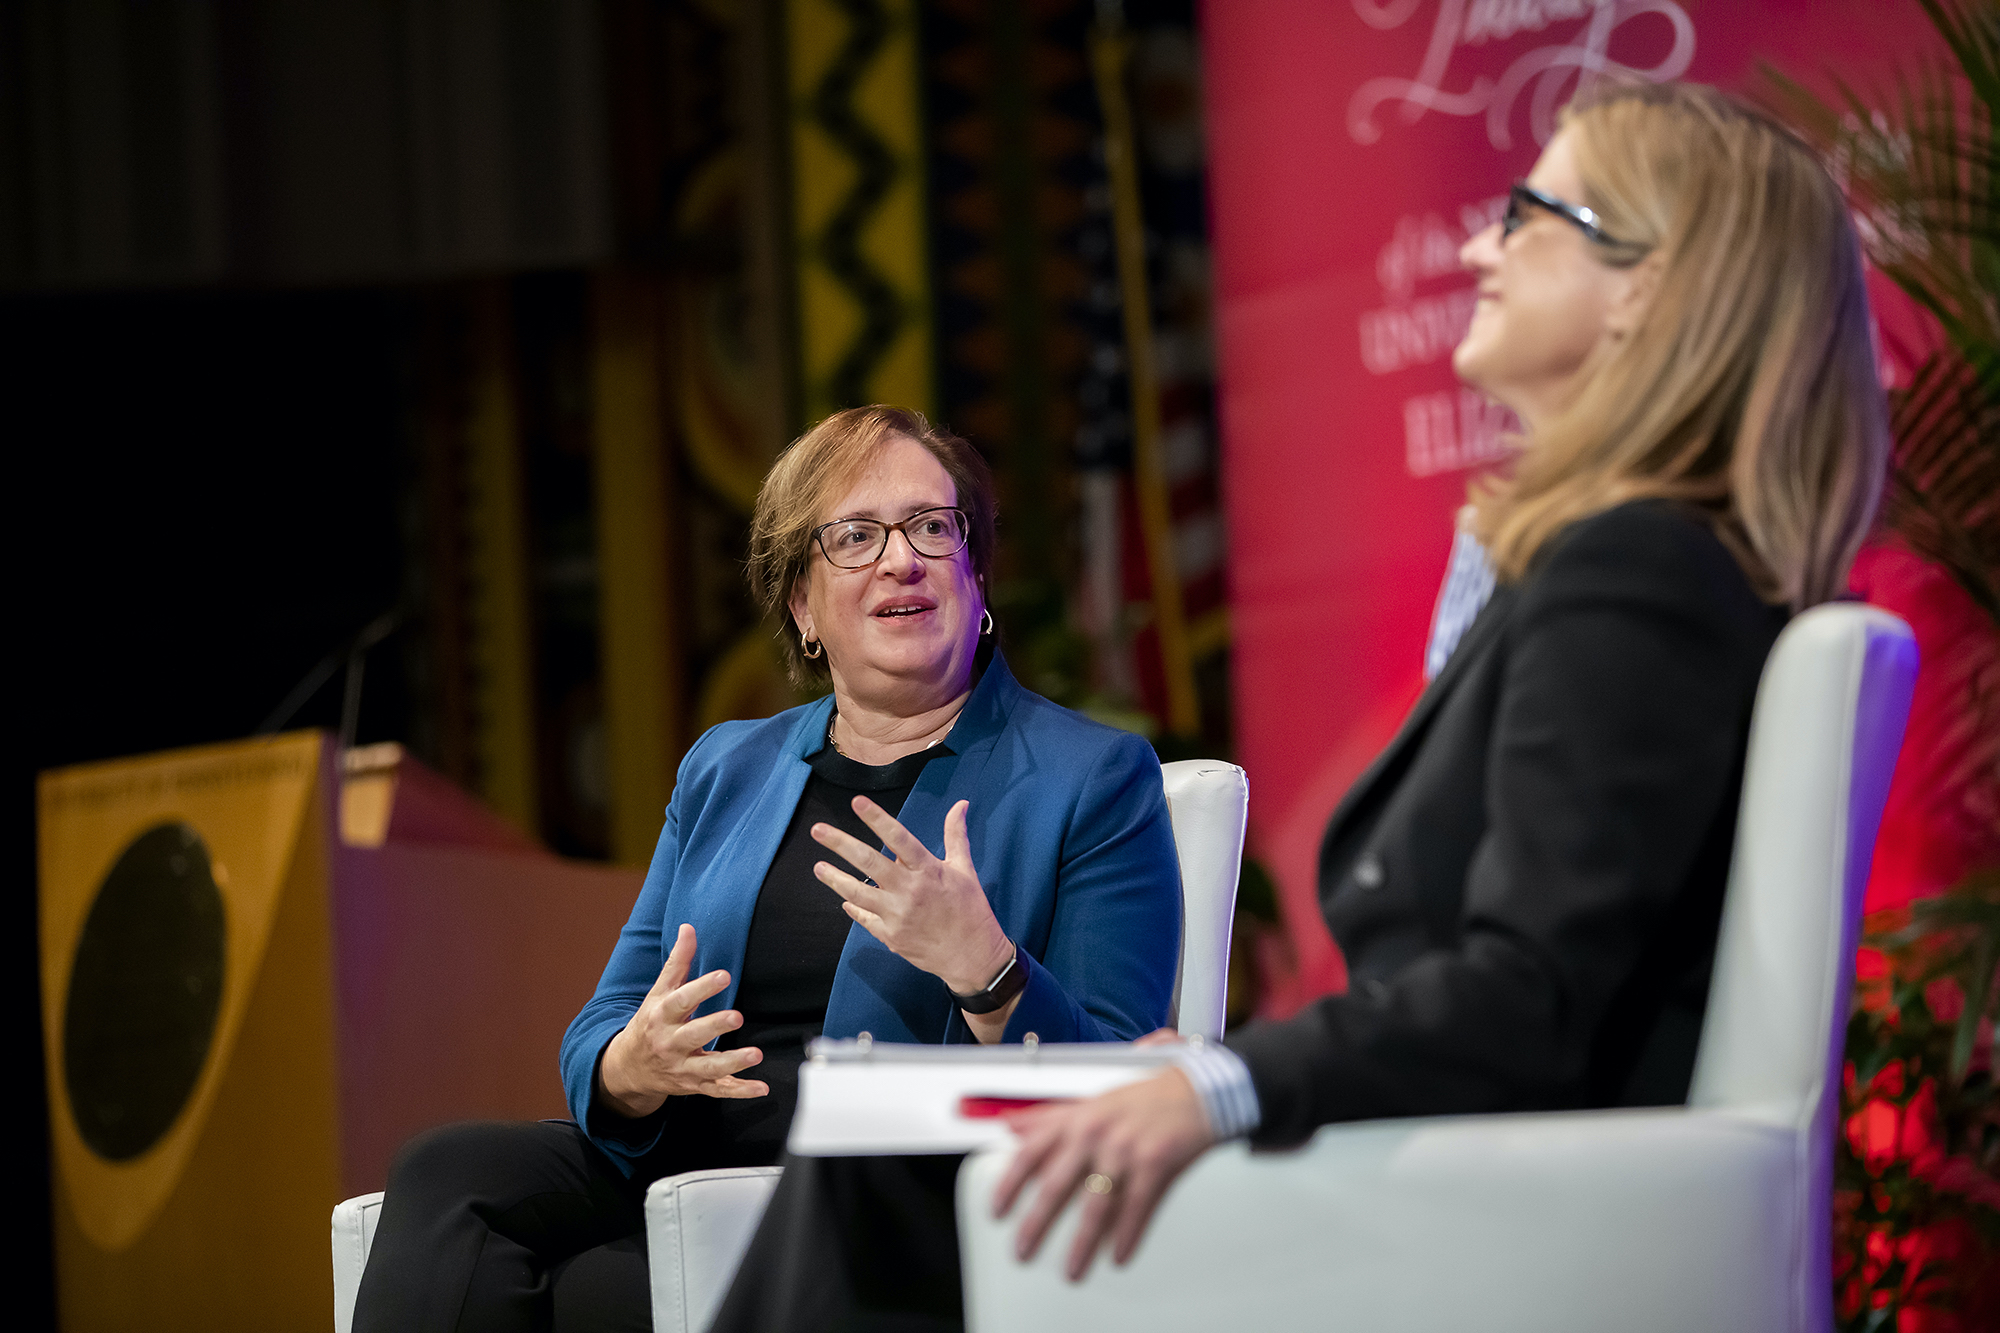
[1896,1306,1965,1333]
[1881,1216,1989,1330]
[1901,1216,1975,1272]
[1898,1081,1946,1175]
[1850,1099,1904,1174]
[1855,949,1896,1015]
[1924,977,1965,1024]
[1865,1227,1896,1286]
[1839,1275,1865,1321]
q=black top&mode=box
[1226,501,1790,1146]
[649,734,949,1161]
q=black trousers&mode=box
[710,1152,968,1333]
[353,1119,778,1333]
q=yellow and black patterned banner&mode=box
[789,0,936,420]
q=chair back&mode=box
[1689,604,1914,1120]
[1686,604,1914,1333]
[331,1192,385,1333]
[1161,760,1249,1040]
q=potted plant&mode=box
[1772,3,2000,1326]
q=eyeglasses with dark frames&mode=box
[812,507,971,569]
[1503,182,1625,247]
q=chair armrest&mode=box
[957,1108,1809,1333]
[1160,760,1248,1040]
[645,1166,784,1333]
[330,1192,386,1333]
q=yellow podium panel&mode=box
[38,733,647,1330]
[38,733,341,1331]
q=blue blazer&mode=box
[560,652,1182,1164]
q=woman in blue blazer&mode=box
[354,406,1181,1333]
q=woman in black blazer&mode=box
[993,81,1893,1281]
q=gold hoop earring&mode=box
[801,631,824,660]
[980,608,994,636]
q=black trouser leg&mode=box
[353,1120,652,1333]
[547,1231,654,1333]
[710,1152,968,1333]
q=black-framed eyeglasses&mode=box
[1504,181,1624,247]
[811,507,971,569]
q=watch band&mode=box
[951,943,1027,1014]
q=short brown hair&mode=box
[748,406,998,684]
[1471,82,1889,610]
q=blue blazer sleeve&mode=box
[998,730,1181,1044]
[557,732,708,1162]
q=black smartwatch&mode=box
[951,943,1028,1014]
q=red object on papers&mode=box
[957,1096,1075,1119]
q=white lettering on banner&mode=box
[1403,388,1518,477]
[1360,287,1479,375]
[1376,212,1465,302]
[1347,0,1696,150]
[1461,195,1507,237]
[1363,197,1503,374]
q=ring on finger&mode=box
[1083,1173,1117,1196]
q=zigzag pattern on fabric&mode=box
[808,0,906,408]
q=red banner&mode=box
[1203,0,1946,1010]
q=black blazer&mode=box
[1228,500,1789,1147]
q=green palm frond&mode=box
[1868,867,2000,1080]
[1765,0,2000,634]
[1779,14,2000,1318]
[1886,354,2000,625]
[1916,0,2000,113]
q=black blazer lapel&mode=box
[1314,584,1520,898]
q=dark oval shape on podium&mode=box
[64,822,227,1162]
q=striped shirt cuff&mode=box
[1174,1041,1262,1141]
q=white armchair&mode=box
[331,758,1248,1331]
[1158,758,1251,1041]
[955,603,1916,1333]
[638,757,1248,1332]
[644,1166,790,1333]
[329,1192,383,1333]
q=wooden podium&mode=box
[38,733,642,1331]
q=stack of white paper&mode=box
[788,1040,1180,1156]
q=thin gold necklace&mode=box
[828,708,959,760]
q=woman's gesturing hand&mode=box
[595,923,768,1119]
[990,1069,1216,1280]
[811,796,1013,1000]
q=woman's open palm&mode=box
[595,923,769,1118]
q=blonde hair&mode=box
[748,406,997,684]
[1470,82,1889,610]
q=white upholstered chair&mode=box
[954,603,1917,1333]
[331,758,1248,1331]
[1157,759,1251,1043]
[641,758,1247,1332]
[330,1192,382,1333]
